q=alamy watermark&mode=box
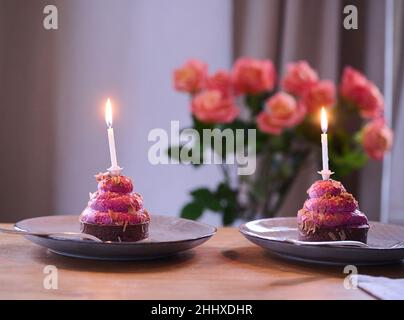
[43,5,58,30]
[148,121,257,175]
[343,5,358,30]
[343,265,358,290]
[43,265,58,290]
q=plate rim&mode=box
[239,217,404,252]
[266,249,402,266]
[15,214,217,246]
[47,248,179,261]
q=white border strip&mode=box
[380,0,394,223]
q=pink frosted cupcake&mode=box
[297,179,369,243]
[80,172,150,242]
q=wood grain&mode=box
[1,224,403,300]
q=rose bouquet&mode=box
[170,58,393,225]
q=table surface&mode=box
[1,224,403,300]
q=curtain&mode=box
[233,0,393,221]
[389,0,404,224]
[0,0,58,221]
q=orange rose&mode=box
[282,61,318,96]
[232,57,276,95]
[191,90,239,124]
[257,92,306,135]
[362,119,393,160]
[206,70,233,96]
[302,80,336,113]
[340,66,384,119]
[173,59,207,93]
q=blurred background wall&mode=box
[0,0,232,224]
[0,0,402,225]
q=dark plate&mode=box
[15,215,216,261]
[240,217,404,265]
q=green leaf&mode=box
[180,202,204,220]
[216,183,232,198]
[192,116,214,134]
[190,188,221,211]
[331,149,368,179]
[220,119,250,131]
[215,183,238,226]
[190,188,210,198]
[222,207,236,226]
[244,93,270,116]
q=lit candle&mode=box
[105,98,122,175]
[318,107,333,180]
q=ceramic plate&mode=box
[15,215,216,261]
[240,217,404,265]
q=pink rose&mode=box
[191,90,239,124]
[350,82,384,119]
[340,66,368,97]
[340,66,384,119]
[257,92,306,135]
[302,80,336,113]
[232,57,276,95]
[282,61,319,96]
[173,59,207,93]
[362,119,393,160]
[206,70,233,96]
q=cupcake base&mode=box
[80,222,149,242]
[298,224,369,243]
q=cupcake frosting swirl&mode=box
[298,179,368,233]
[97,173,133,193]
[80,172,150,226]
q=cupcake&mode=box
[80,172,150,242]
[297,179,369,243]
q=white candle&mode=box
[105,98,121,175]
[319,107,332,180]
[321,132,329,172]
[107,126,118,168]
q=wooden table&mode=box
[1,224,403,299]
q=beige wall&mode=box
[0,0,58,222]
[0,0,232,224]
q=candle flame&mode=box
[320,107,328,133]
[105,98,113,128]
